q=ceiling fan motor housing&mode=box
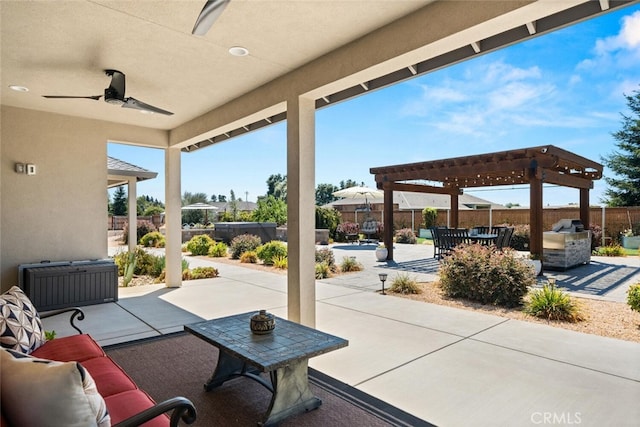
[104,87,125,105]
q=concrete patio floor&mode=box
[43,243,640,426]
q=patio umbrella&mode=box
[333,186,384,205]
[333,186,384,223]
[181,202,218,224]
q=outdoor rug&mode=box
[105,332,434,427]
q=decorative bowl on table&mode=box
[250,309,276,334]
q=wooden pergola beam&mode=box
[538,168,594,189]
[381,182,462,195]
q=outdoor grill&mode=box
[543,219,591,270]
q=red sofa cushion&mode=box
[31,334,104,362]
[105,390,169,427]
[80,356,138,398]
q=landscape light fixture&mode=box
[378,273,388,295]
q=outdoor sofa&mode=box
[0,286,196,427]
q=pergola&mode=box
[370,145,603,261]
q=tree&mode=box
[266,174,287,200]
[339,179,364,189]
[210,194,217,202]
[602,86,640,207]
[315,183,339,206]
[218,194,227,202]
[252,195,287,225]
[137,195,164,216]
[111,186,127,215]
[229,190,238,221]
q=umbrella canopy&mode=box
[332,186,384,200]
[181,202,219,210]
[181,202,219,224]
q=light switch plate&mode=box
[26,164,36,175]
[15,163,25,173]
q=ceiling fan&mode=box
[192,0,230,36]
[42,69,173,116]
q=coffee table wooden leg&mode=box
[260,359,321,427]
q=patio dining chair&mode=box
[430,226,447,259]
[495,227,514,250]
[437,228,469,258]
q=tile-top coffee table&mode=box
[184,312,348,426]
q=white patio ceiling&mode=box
[2,1,637,151]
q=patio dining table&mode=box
[468,233,498,246]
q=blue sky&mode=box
[109,4,640,207]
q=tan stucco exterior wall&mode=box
[0,106,168,291]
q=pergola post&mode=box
[450,193,459,228]
[529,165,543,258]
[580,188,590,229]
[383,188,394,260]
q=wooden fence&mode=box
[109,207,640,242]
[108,215,163,231]
[337,206,640,241]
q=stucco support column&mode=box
[287,96,316,327]
[127,177,137,253]
[165,147,182,288]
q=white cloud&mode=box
[578,10,640,71]
[596,10,640,53]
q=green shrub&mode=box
[207,241,228,257]
[272,255,288,269]
[389,273,421,294]
[395,228,417,244]
[187,266,219,280]
[157,259,191,282]
[256,241,288,265]
[139,231,165,248]
[628,284,640,313]
[240,250,258,263]
[186,234,215,256]
[596,245,626,257]
[230,234,262,259]
[439,244,535,307]
[316,207,341,240]
[315,248,336,272]
[145,255,190,280]
[122,220,157,244]
[113,247,156,276]
[315,262,331,279]
[525,281,583,322]
[339,256,363,272]
[181,243,188,252]
[422,207,438,228]
[148,255,165,278]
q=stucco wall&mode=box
[1,106,167,291]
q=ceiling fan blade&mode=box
[122,97,174,116]
[43,95,102,100]
[192,0,230,35]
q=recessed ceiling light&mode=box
[9,85,29,92]
[228,46,249,57]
